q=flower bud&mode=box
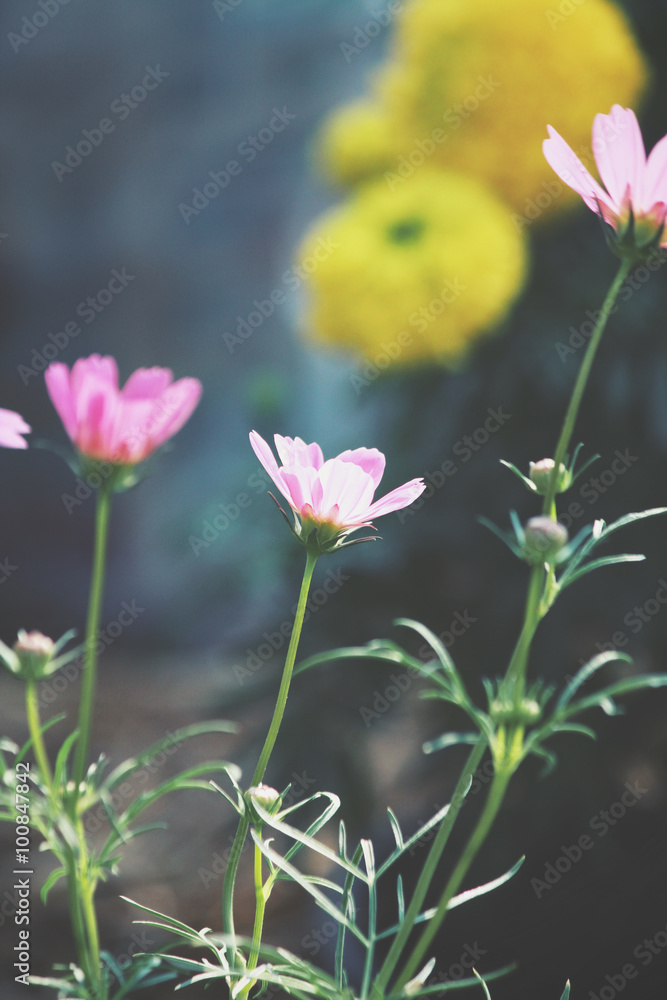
[523,516,568,565]
[490,697,541,726]
[528,458,571,496]
[246,783,282,822]
[13,630,56,679]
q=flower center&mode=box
[387,216,426,244]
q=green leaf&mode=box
[555,651,633,713]
[562,674,667,719]
[387,807,404,850]
[102,721,238,791]
[472,969,492,1000]
[394,618,460,688]
[252,800,367,883]
[251,829,368,946]
[376,801,453,878]
[559,981,571,1000]
[423,732,479,755]
[448,856,524,910]
[40,866,66,904]
[499,459,537,491]
[560,553,645,589]
[385,963,516,998]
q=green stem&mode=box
[25,678,53,792]
[64,849,95,990]
[502,563,544,705]
[221,550,318,941]
[394,762,515,992]
[73,482,113,795]
[238,841,268,1000]
[543,258,632,517]
[372,739,487,997]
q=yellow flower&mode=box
[315,100,400,187]
[299,169,527,368]
[378,0,647,218]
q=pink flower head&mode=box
[250,430,426,553]
[543,105,667,256]
[0,408,30,449]
[45,355,202,467]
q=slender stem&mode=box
[543,258,632,516]
[25,678,53,792]
[394,761,515,991]
[502,563,544,704]
[64,849,95,988]
[251,550,318,786]
[73,482,113,794]
[372,739,487,997]
[221,550,318,941]
[237,841,268,999]
[78,819,102,989]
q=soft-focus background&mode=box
[1,1,667,997]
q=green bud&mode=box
[246,783,282,822]
[523,516,569,565]
[490,697,541,726]
[528,459,571,496]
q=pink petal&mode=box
[45,363,77,439]
[71,355,118,397]
[644,133,667,211]
[122,366,174,400]
[592,105,645,209]
[0,407,31,449]
[275,435,324,470]
[317,458,375,524]
[365,478,426,519]
[543,125,611,214]
[141,378,202,455]
[337,447,386,488]
[250,430,290,500]
[282,465,317,514]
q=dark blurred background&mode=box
[1,1,667,997]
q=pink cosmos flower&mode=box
[250,431,425,552]
[0,408,30,449]
[543,105,667,253]
[45,355,202,465]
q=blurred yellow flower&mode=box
[315,100,398,188]
[378,0,647,219]
[299,169,527,368]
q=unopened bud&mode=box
[523,516,568,565]
[13,631,55,679]
[491,697,541,725]
[528,459,571,495]
[246,783,281,821]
